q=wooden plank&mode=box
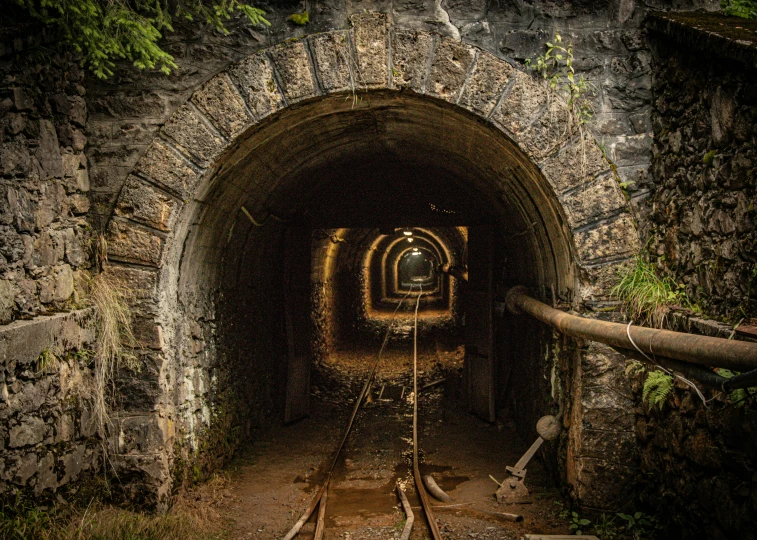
[464,227,495,422]
[283,226,312,424]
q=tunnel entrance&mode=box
[104,13,638,517]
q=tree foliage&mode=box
[13,0,269,78]
[722,0,757,18]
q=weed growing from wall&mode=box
[613,257,694,328]
[642,370,675,410]
[89,272,138,439]
[527,32,594,129]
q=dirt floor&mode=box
[214,337,573,539]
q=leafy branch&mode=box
[722,0,757,18]
[13,0,270,78]
[526,31,593,128]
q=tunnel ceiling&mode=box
[187,93,578,306]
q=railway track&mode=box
[283,286,445,540]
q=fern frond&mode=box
[643,371,674,410]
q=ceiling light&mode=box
[407,237,414,243]
[403,230,413,236]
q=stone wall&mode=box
[83,0,716,222]
[628,312,757,539]
[646,13,757,322]
[0,310,101,500]
[623,14,757,536]
[0,38,92,323]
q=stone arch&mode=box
[103,12,639,506]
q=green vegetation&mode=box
[0,480,229,539]
[13,0,269,78]
[527,31,593,127]
[613,257,693,328]
[288,11,309,25]
[35,347,60,373]
[617,511,661,539]
[642,370,675,411]
[722,0,757,18]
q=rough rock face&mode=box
[0,48,92,323]
[0,310,100,500]
[646,22,757,322]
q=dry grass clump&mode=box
[89,272,139,432]
[0,474,231,540]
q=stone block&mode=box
[491,70,547,135]
[580,428,637,461]
[8,379,52,415]
[518,98,574,160]
[540,134,609,193]
[560,174,627,228]
[392,30,433,92]
[458,50,513,116]
[114,176,179,232]
[134,139,201,198]
[311,31,354,93]
[578,258,630,300]
[114,453,171,506]
[34,452,56,495]
[113,415,169,454]
[574,457,637,509]
[350,12,389,88]
[426,37,476,103]
[103,265,159,316]
[36,119,63,179]
[0,309,95,367]
[12,453,37,485]
[191,74,253,140]
[53,264,74,302]
[59,444,88,485]
[573,214,638,264]
[227,52,286,120]
[160,104,227,168]
[9,417,47,447]
[268,42,317,102]
[107,219,164,267]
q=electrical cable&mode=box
[411,285,444,540]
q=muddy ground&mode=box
[214,338,573,539]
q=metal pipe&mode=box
[505,286,757,371]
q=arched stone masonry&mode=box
[104,12,639,508]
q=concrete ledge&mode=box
[647,11,757,69]
[0,308,95,366]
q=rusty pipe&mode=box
[504,286,757,371]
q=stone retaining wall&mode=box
[0,47,92,324]
[0,309,100,500]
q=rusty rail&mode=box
[504,286,757,372]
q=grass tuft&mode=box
[612,257,692,328]
[0,474,230,540]
[89,272,139,435]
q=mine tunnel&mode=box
[7,6,757,538]
[169,93,578,536]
